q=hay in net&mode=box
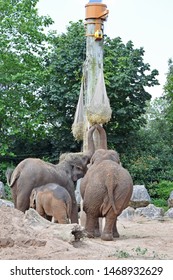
[72,122,84,141]
[86,69,112,125]
[71,81,84,141]
[87,105,112,125]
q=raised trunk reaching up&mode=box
[84,125,96,160]
[95,124,107,150]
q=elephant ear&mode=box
[90,149,120,165]
[81,155,90,166]
[108,150,120,164]
[64,153,90,174]
[90,149,106,165]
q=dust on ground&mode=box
[0,205,172,260]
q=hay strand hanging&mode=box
[86,69,112,125]
[72,81,85,141]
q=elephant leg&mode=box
[94,219,101,237]
[101,210,116,241]
[54,216,69,224]
[112,218,120,238]
[79,199,86,226]
[36,203,46,219]
[16,180,34,212]
[53,209,69,224]
[70,200,79,224]
[16,192,30,212]
[79,210,86,227]
[11,185,17,208]
[85,215,98,238]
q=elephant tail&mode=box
[107,181,117,215]
[8,167,21,188]
[7,158,29,187]
[5,168,14,186]
[101,174,118,216]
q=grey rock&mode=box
[135,204,164,219]
[168,191,173,208]
[165,208,173,219]
[119,206,135,220]
[24,208,85,242]
[0,181,6,198]
[0,199,14,208]
[129,185,151,209]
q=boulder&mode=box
[24,208,85,242]
[0,181,5,198]
[168,191,173,208]
[129,185,151,208]
[119,206,135,220]
[165,208,173,219]
[0,199,14,208]
[135,204,164,219]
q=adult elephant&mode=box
[80,140,133,241]
[80,124,119,224]
[7,126,96,223]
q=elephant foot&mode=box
[101,233,113,241]
[86,231,95,238]
[113,231,120,238]
[94,229,101,237]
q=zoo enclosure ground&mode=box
[0,206,173,260]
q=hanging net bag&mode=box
[86,69,112,125]
[72,81,85,141]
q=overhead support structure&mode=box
[83,0,109,150]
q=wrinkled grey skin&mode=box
[80,126,133,241]
[6,126,96,223]
[30,183,72,224]
[81,149,133,240]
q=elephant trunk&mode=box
[95,124,107,150]
[84,125,96,160]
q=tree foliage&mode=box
[103,37,159,151]
[40,22,159,156]
[0,8,162,187]
[122,98,173,185]
[40,21,86,157]
[164,58,173,130]
[0,0,54,158]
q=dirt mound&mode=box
[0,205,173,260]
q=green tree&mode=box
[164,58,173,131]
[122,98,173,185]
[41,21,86,156]
[1,19,159,166]
[0,0,54,159]
[103,37,159,151]
[41,22,159,156]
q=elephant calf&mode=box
[30,183,72,224]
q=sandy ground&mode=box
[0,205,172,260]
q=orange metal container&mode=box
[85,3,108,20]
